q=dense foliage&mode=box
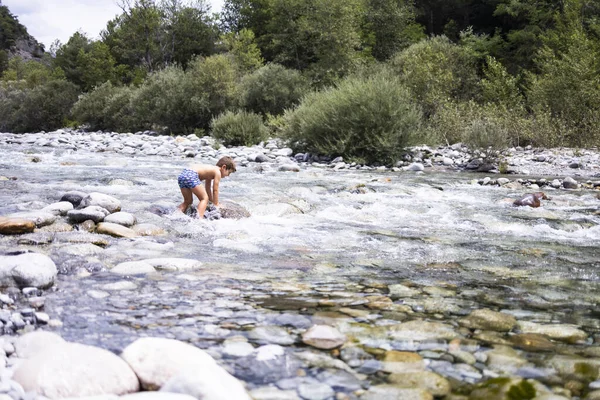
[0,0,599,156]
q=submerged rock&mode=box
[111,258,202,275]
[0,252,57,288]
[0,217,35,234]
[459,309,517,332]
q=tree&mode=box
[77,42,117,91]
[222,28,264,72]
[52,32,92,87]
[102,0,164,71]
[364,0,425,61]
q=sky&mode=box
[2,0,224,50]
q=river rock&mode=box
[388,372,451,396]
[60,191,87,207]
[42,201,74,216]
[248,326,295,345]
[249,387,300,400]
[361,385,433,400]
[0,217,35,234]
[562,176,579,189]
[160,367,251,400]
[388,284,420,299]
[485,345,529,374]
[547,355,600,380]
[9,211,57,227]
[469,377,553,400]
[219,201,251,219]
[459,309,517,332]
[517,321,587,343]
[0,252,57,288]
[122,393,196,400]
[67,206,110,223]
[79,192,121,213]
[96,222,137,238]
[15,331,66,359]
[103,212,136,227]
[133,223,166,236]
[13,342,139,398]
[111,258,202,275]
[301,325,346,349]
[235,345,303,384]
[383,351,425,373]
[121,337,220,390]
[388,320,458,341]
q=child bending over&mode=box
[177,156,236,218]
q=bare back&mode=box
[188,164,221,181]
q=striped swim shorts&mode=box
[177,168,201,189]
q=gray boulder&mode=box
[79,193,121,213]
[0,252,57,288]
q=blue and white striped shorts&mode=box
[177,168,201,189]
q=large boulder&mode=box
[122,337,250,400]
[0,252,57,288]
[13,342,140,399]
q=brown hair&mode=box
[216,156,236,172]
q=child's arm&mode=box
[212,173,222,206]
[205,179,213,203]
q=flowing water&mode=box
[2,139,600,392]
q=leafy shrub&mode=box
[238,63,309,116]
[389,36,480,117]
[130,65,202,134]
[428,100,570,149]
[72,81,138,132]
[0,79,79,133]
[282,73,422,165]
[211,110,269,146]
[186,54,238,129]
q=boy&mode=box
[177,156,236,218]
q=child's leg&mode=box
[191,185,209,218]
[178,188,193,213]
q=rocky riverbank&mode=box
[0,129,600,400]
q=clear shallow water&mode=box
[1,143,600,351]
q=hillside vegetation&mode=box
[1,0,599,164]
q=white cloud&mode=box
[2,0,224,49]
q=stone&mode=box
[111,258,202,275]
[132,223,166,236]
[235,345,303,384]
[459,309,517,332]
[388,320,458,341]
[218,201,251,219]
[469,377,553,400]
[160,369,250,400]
[361,385,433,400]
[122,337,237,393]
[60,191,88,207]
[103,212,136,227]
[405,163,425,172]
[0,217,35,235]
[8,212,57,228]
[0,252,57,288]
[383,351,425,373]
[517,321,587,343]
[249,387,300,400]
[388,372,451,396]
[248,326,295,345]
[388,284,420,299]
[79,192,121,213]
[301,325,346,349]
[67,206,110,223]
[297,383,334,400]
[13,342,139,399]
[96,222,137,238]
[41,202,74,216]
[122,393,196,400]
[14,331,66,359]
[563,176,579,189]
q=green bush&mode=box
[72,81,138,132]
[0,79,79,132]
[282,73,422,165]
[238,63,309,116]
[211,110,269,146]
[428,100,570,149]
[389,36,480,117]
[186,54,238,129]
[130,65,201,134]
